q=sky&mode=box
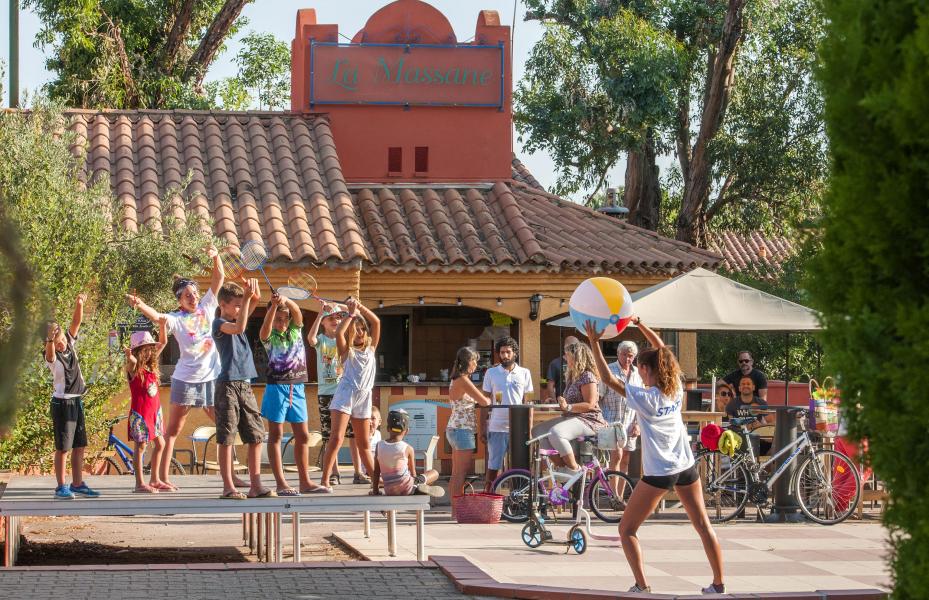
[0,0,629,198]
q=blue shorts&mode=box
[487,431,509,470]
[261,383,308,424]
[446,428,475,451]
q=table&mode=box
[480,404,562,471]
[0,475,430,566]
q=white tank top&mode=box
[333,346,376,405]
[376,440,414,495]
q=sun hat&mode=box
[700,423,723,452]
[129,330,158,350]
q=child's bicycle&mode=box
[493,431,634,524]
[696,408,860,525]
[517,433,629,554]
[100,416,187,476]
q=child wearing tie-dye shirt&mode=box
[259,294,326,495]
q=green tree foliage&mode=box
[234,31,290,110]
[26,0,252,109]
[0,103,215,469]
[516,0,827,245]
[810,0,929,595]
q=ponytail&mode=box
[638,347,683,397]
[451,347,479,380]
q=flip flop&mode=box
[307,486,333,494]
[220,490,247,500]
[151,482,176,492]
[133,485,159,494]
[276,488,301,497]
[247,489,278,499]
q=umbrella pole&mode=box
[784,332,790,406]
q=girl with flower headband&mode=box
[126,245,225,491]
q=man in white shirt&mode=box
[482,337,533,490]
[600,341,643,493]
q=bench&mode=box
[0,475,431,566]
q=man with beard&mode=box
[481,337,533,490]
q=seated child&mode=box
[371,410,444,498]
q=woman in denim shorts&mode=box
[446,347,491,517]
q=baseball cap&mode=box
[322,305,348,318]
[387,410,410,433]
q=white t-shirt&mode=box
[624,384,694,476]
[482,364,533,433]
[164,289,221,384]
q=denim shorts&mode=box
[486,431,510,470]
[446,427,475,451]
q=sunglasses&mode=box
[738,359,752,364]
[718,391,732,397]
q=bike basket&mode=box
[597,423,627,450]
[453,492,503,524]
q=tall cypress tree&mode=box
[811,0,929,596]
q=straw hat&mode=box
[129,330,158,350]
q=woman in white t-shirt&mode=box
[586,318,725,596]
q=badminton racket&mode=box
[183,250,247,281]
[237,240,275,294]
[287,273,347,305]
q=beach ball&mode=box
[569,277,634,339]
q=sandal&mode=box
[353,474,372,484]
[220,490,247,500]
[308,486,333,494]
[151,482,176,492]
[277,488,301,497]
[133,484,158,494]
[247,488,278,498]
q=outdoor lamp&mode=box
[456,297,462,306]
[418,296,425,305]
[529,293,543,321]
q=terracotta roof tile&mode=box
[709,231,795,280]
[64,109,717,276]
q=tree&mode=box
[516,0,827,245]
[26,0,252,109]
[234,31,290,110]
[0,102,215,469]
[516,1,684,225]
[810,0,929,595]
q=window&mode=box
[388,147,403,174]
[414,146,429,173]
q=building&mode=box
[66,0,719,469]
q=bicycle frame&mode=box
[713,427,815,492]
[106,425,136,474]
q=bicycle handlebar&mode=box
[106,415,129,427]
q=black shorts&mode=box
[51,396,87,452]
[215,380,265,445]
[641,464,700,491]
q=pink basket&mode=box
[453,492,503,524]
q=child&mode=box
[307,302,368,485]
[44,293,99,499]
[212,279,271,500]
[124,320,169,493]
[317,297,380,491]
[371,410,444,497]
[370,405,382,447]
[259,293,326,494]
[126,244,225,490]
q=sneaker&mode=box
[54,485,74,499]
[329,474,339,486]
[628,584,652,593]
[69,482,100,497]
[413,474,446,498]
[553,466,583,481]
[702,583,726,594]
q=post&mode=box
[265,513,272,562]
[242,513,247,544]
[509,405,531,471]
[416,510,425,561]
[257,512,264,561]
[275,513,282,562]
[248,513,255,553]
[4,516,12,567]
[9,0,20,108]
[387,510,397,557]
[292,513,301,562]
[363,510,371,538]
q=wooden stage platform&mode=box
[0,475,431,566]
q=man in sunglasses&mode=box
[722,351,768,402]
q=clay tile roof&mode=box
[65,109,365,265]
[63,109,718,275]
[511,154,544,191]
[709,230,795,280]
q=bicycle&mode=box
[492,431,635,524]
[696,409,861,525]
[101,416,187,476]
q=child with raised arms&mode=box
[317,297,380,491]
[124,318,169,493]
[259,293,326,495]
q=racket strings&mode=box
[288,273,319,295]
[238,241,269,271]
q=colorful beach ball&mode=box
[569,277,634,339]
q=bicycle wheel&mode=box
[586,469,635,523]
[694,449,749,523]
[103,457,124,475]
[492,470,538,523]
[795,448,861,525]
[169,458,187,476]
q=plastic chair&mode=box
[188,426,216,474]
[199,429,248,475]
[282,430,324,474]
[415,435,440,472]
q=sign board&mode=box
[386,398,450,454]
[309,41,504,108]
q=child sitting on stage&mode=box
[370,410,444,498]
[124,319,169,493]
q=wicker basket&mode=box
[454,491,503,524]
